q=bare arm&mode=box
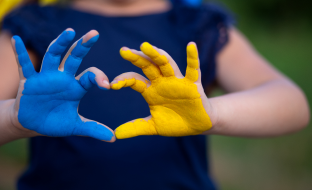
[205,28,310,137]
[0,99,36,145]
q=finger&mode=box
[76,67,110,90]
[115,116,157,139]
[111,72,149,93]
[74,118,115,142]
[185,42,201,82]
[153,46,184,78]
[140,42,176,77]
[11,36,36,79]
[60,30,99,75]
[124,49,186,78]
[120,47,161,81]
[41,28,75,71]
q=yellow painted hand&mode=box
[112,42,212,139]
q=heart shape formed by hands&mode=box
[12,29,212,142]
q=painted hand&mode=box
[11,29,115,142]
[111,42,213,139]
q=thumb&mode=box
[74,119,115,142]
[76,67,110,91]
[115,117,158,139]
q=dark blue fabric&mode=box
[171,0,202,7]
[2,3,233,190]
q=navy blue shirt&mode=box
[3,3,232,190]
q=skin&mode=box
[0,0,310,146]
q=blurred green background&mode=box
[210,0,312,190]
[0,0,311,190]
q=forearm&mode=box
[205,79,310,137]
[0,99,33,146]
[0,99,19,145]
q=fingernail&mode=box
[103,80,109,85]
[65,28,74,31]
[65,28,75,35]
[188,42,196,46]
[96,82,109,90]
[82,35,99,47]
[111,80,117,84]
[121,47,128,51]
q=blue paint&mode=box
[79,71,95,90]
[97,86,109,91]
[64,35,100,75]
[171,0,202,7]
[13,36,36,78]
[79,71,108,91]
[41,30,76,71]
[15,31,113,141]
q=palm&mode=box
[146,77,199,100]
[143,77,207,136]
[13,30,114,141]
[113,42,212,139]
[18,72,87,136]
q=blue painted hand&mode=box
[11,29,115,142]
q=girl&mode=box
[0,0,310,189]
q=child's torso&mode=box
[3,4,224,190]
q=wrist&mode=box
[7,99,38,139]
[202,97,222,135]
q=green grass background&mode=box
[0,0,311,189]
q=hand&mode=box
[111,42,214,139]
[10,29,115,142]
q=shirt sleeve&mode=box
[196,3,235,86]
[170,3,235,86]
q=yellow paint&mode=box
[0,0,22,22]
[113,43,212,139]
[112,78,147,93]
[0,0,58,22]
